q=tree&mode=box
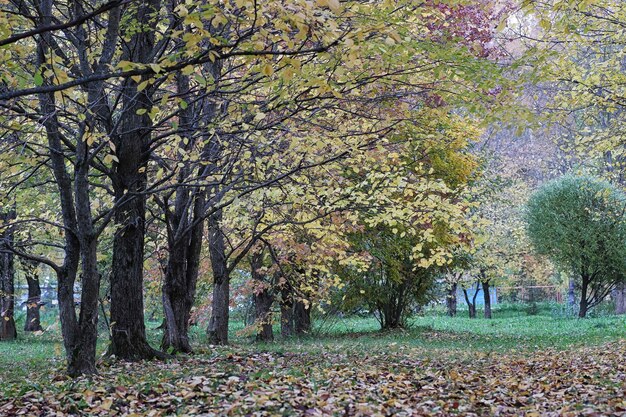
[523,1,626,313]
[443,250,475,317]
[106,0,165,362]
[0,208,16,340]
[249,250,275,342]
[344,226,441,329]
[462,280,480,319]
[20,258,43,332]
[526,175,626,317]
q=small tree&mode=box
[342,226,439,329]
[462,280,480,319]
[526,175,626,317]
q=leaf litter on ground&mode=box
[2,340,626,416]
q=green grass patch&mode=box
[2,304,626,383]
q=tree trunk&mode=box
[294,299,311,335]
[280,282,294,338]
[381,293,405,329]
[107,0,163,361]
[568,278,576,308]
[35,0,95,374]
[70,101,105,375]
[69,240,100,376]
[579,275,590,318]
[108,188,158,359]
[250,254,274,342]
[161,243,191,353]
[254,292,274,342]
[207,210,230,345]
[482,280,492,319]
[254,289,274,342]
[281,303,294,338]
[614,282,626,315]
[159,75,190,351]
[38,83,84,372]
[463,282,479,319]
[161,194,205,354]
[159,56,223,353]
[446,282,457,317]
[0,210,16,341]
[21,259,43,332]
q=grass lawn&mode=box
[1,304,626,415]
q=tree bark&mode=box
[207,210,230,345]
[482,280,492,319]
[21,259,42,332]
[37,82,84,373]
[71,96,103,374]
[254,288,274,342]
[161,243,190,353]
[446,282,457,317]
[33,0,105,375]
[463,282,479,319]
[579,275,590,318]
[280,282,294,338]
[108,183,157,359]
[0,210,16,341]
[251,254,274,342]
[294,299,311,335]
[160,57,224,352]
[614,282,626,315]
[468,303,476,319]
[107,0,163,361]
[161,189,204,354]
[160,71,201,354]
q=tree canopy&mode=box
[526,174,626,317]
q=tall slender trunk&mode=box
[161,71,197,354]
[446,282,457,317]
[0,210,16,341]
[35,0,90,374]
[482,280,492,319]
[22,260,43,332]
[579,275,590,318]
[160,63,220,353]
[70,105,104,375]
[207,210,230,345]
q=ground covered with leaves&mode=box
[2,312,626,416]
[2,338,626,416]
